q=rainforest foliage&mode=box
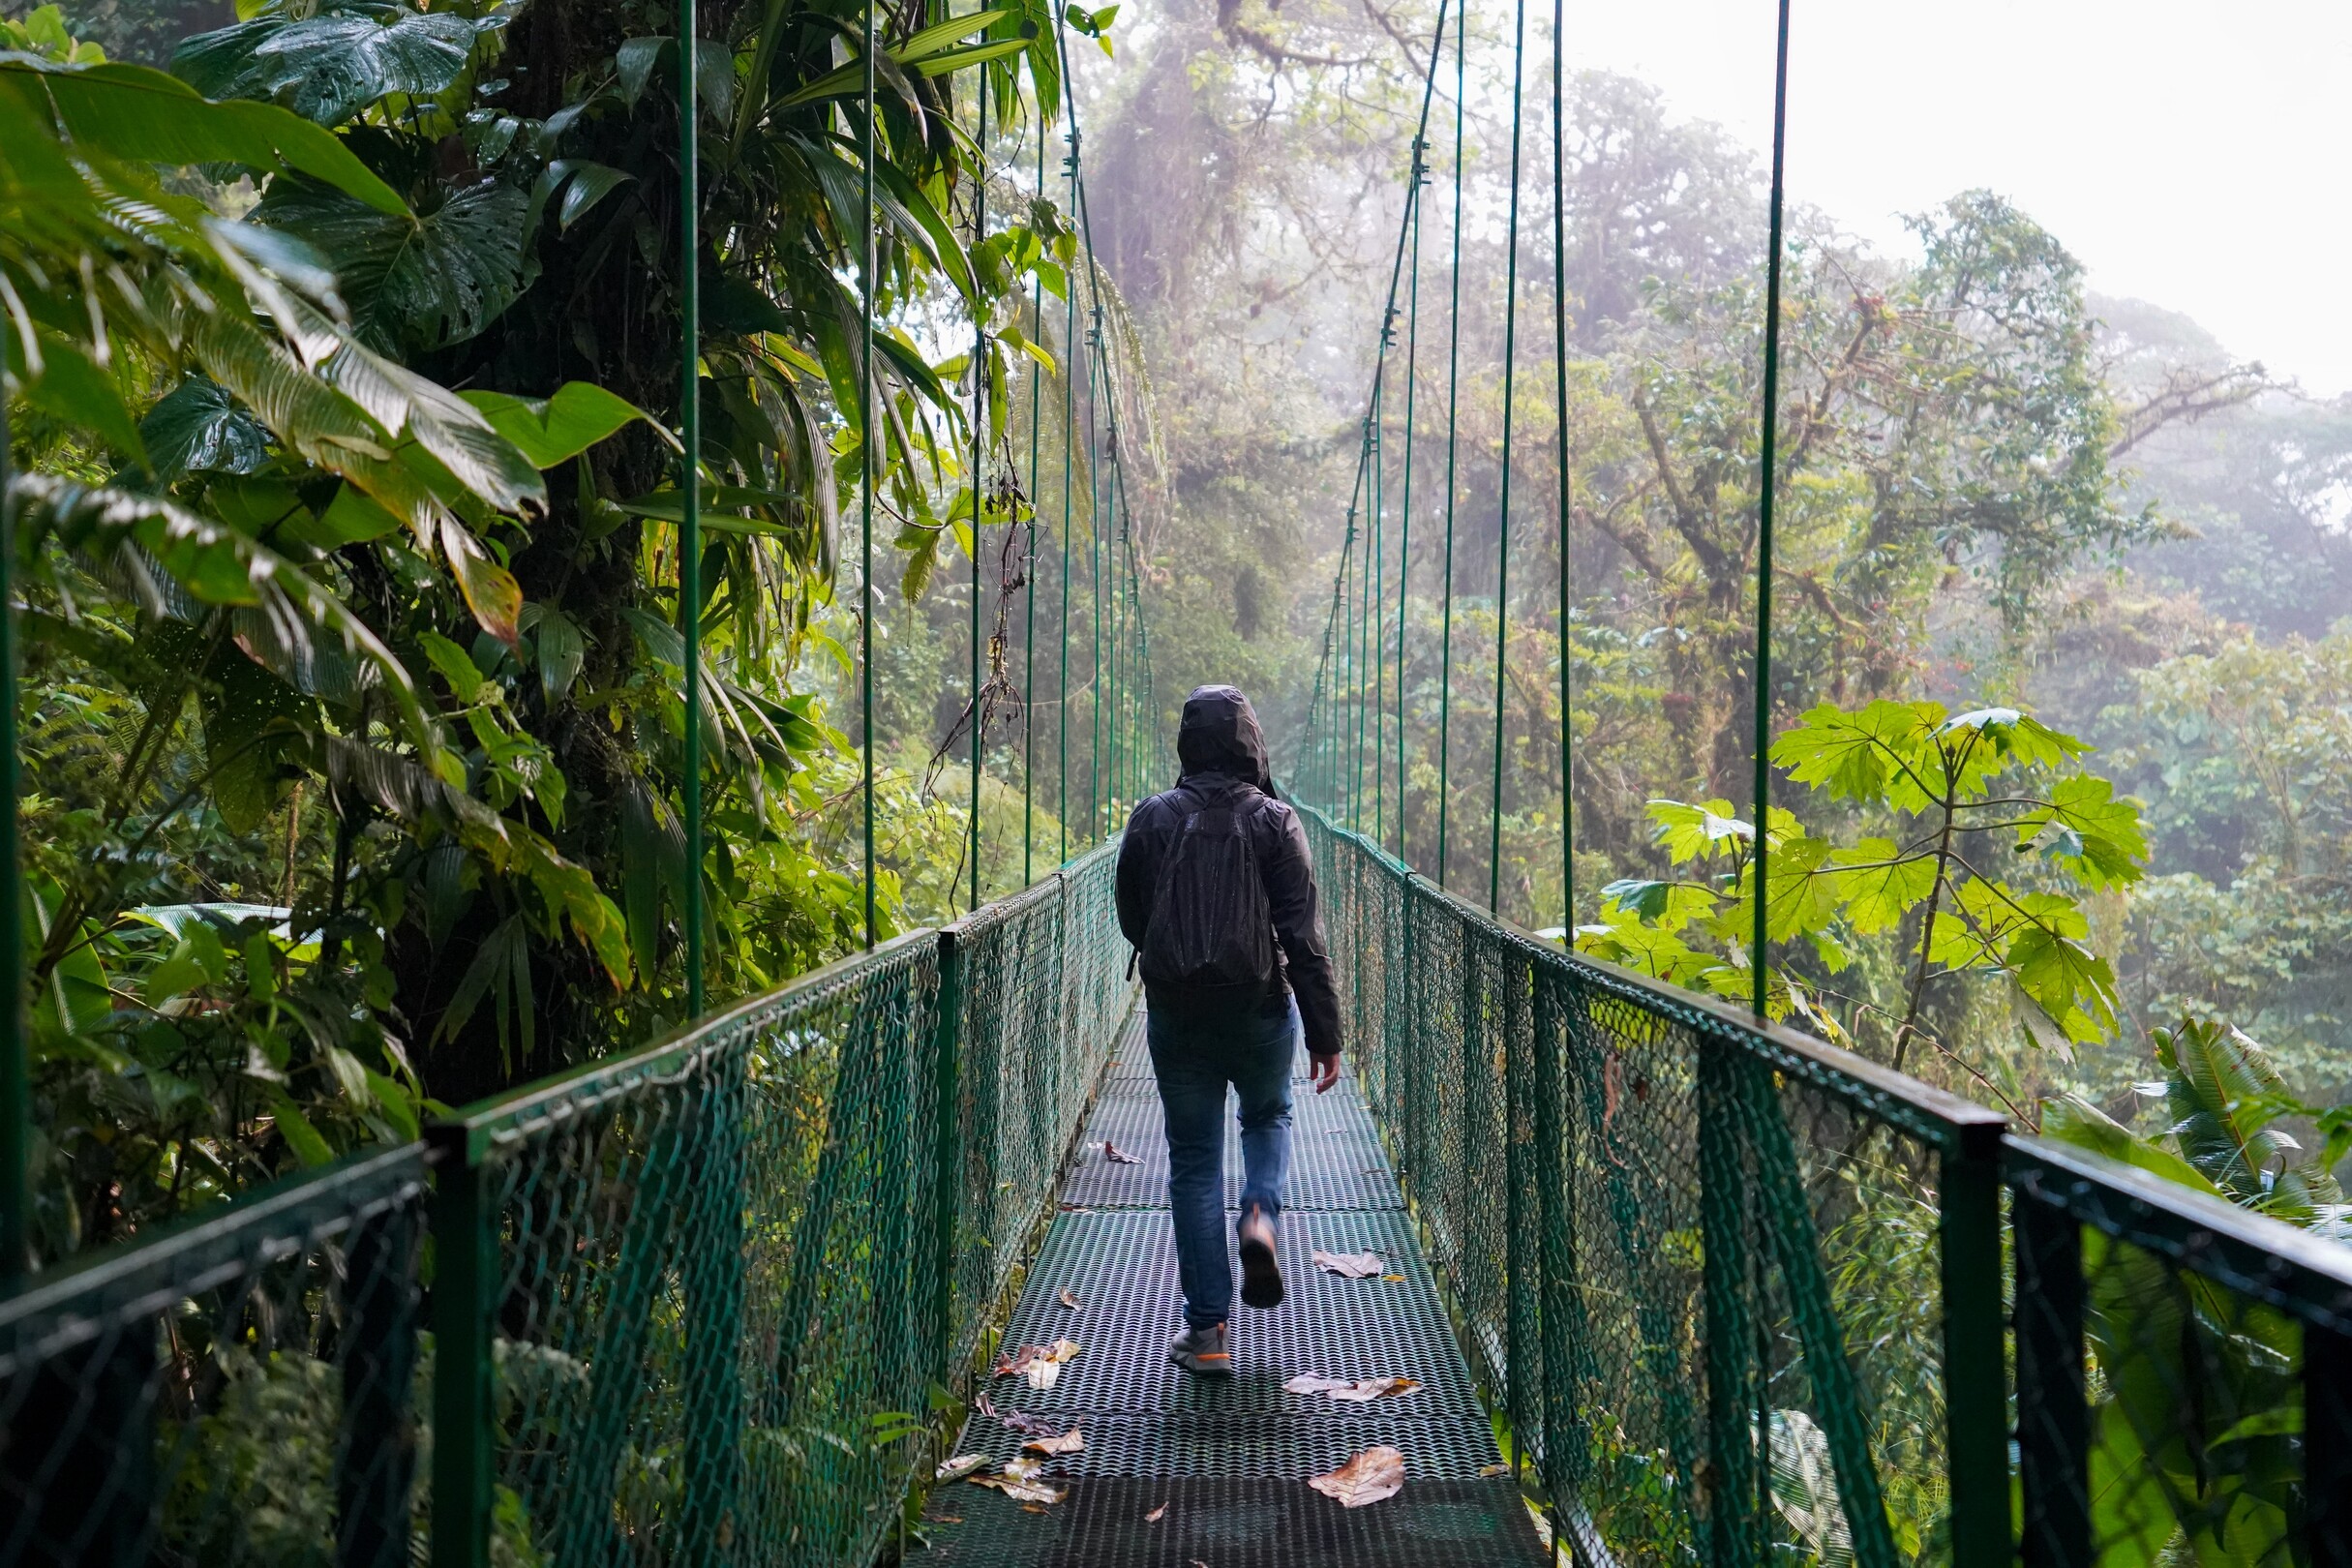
[1077,0,2350,1157]
[5,0,1108,1255]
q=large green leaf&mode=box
[141,377,271,479]
[172,8,479,128]
[461,383,659,470]
[11,472,434,752]
[0,57,403,214]
[257,177,527,355]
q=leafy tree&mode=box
[3,0,1114,1252]
[1576,701,2146,1101]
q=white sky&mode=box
[1562,0,2352,393]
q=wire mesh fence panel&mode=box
[1303,802,2009,1568]
[0,1145,429,1568]
[2010,1137,2352,1568]
[425,842,1134,1568]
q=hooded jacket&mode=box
[1115,685,1343,1056]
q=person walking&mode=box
[1116,685,1343,1377]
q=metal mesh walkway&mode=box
[923,1013,1552,1566]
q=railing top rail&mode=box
[434,841,1128,1161]
[0,1141,426,1367]
[432,924,941,1161]
[1301,800,2004,1158]
[2005,1132,2352,1335]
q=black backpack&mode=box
[1138,788,1277,1007]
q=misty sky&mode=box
[1565,0,2352,394]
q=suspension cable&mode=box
[679,0,705,1005]
[1487,0,1527,916]
[1434,0,1464,888]
[1754,0,1794,1011]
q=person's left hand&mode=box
[1309,1051,1341,1094]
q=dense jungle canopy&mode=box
[7,0,2348,1261]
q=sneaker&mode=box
[1169,1321,1233,1377]
[1237,1205,1284,1310]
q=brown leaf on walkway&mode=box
[994,1408,1063,1438]
[1282,1372,1420,1402]
[1102,1140,1143,1164]
[1026,1337,1082,1390]
[969,1453,1070,1504]
[1312,1249,1384,1279]
[1308,1446,1405,1508]
[993,1344,1039,1379]
[1382,1274,1405,1282]
[1023,1427,1085,1457]
[935,1453,989,1482]
[967,1472,1067,1505]
[1477,1462,1512,1478]
[1058,1287,1082,1310]
[1146,1502,1168,1523]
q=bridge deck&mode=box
[923,1014,1552,1567]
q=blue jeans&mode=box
[1147,997,1298,1330]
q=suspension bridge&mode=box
[3,0,2349,1564]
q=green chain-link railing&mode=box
[0,840,1133,1568]
[1300,801,2352,1568]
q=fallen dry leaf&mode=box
[993,1345,1039,1379]
[1145,1502,1168,1523]
[1023,1428,1085,1457]
[1382,1274,1405,1282]
[1312,1249,1385,1279]
[1004,1455,1048,1482]
[1023,1502,1052,1514]
[967,1473,1068,1505]
[1101,1140,1143,1164]
[936,1453,989,1482]
[1025,1338,1083,1390]
[1058,1287,1082,1310]
[994,1408,1063,1438]
[1308,1446,1406,1508]
[1282,1372,1420,1402]
[1478,1462,1512,1478]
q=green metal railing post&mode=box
[679,0,705,1014]
[681,1060,746,1563]
[2306,1323,2352,1568]
[0,322,24,1281]
[1943,1124,2009,1568]
[428,1132,494,1568]
[929,926,965,1371]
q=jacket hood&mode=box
[1176,684,1275,795]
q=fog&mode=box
[1566,0,2352,394]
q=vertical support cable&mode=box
[1488,0,1526,918]
[0,326,22,1280]
[1752,0,1792,1010]
[1552,0,1572,935]
[859,0,879,950]
[1435,0,1465,890]
[1372,384,1385,847]
[969,83,987,915]
[678,0,704,1011]
[1397,144,1425,864]
[1058,105,1077,865]
[1025,110,1046,888]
